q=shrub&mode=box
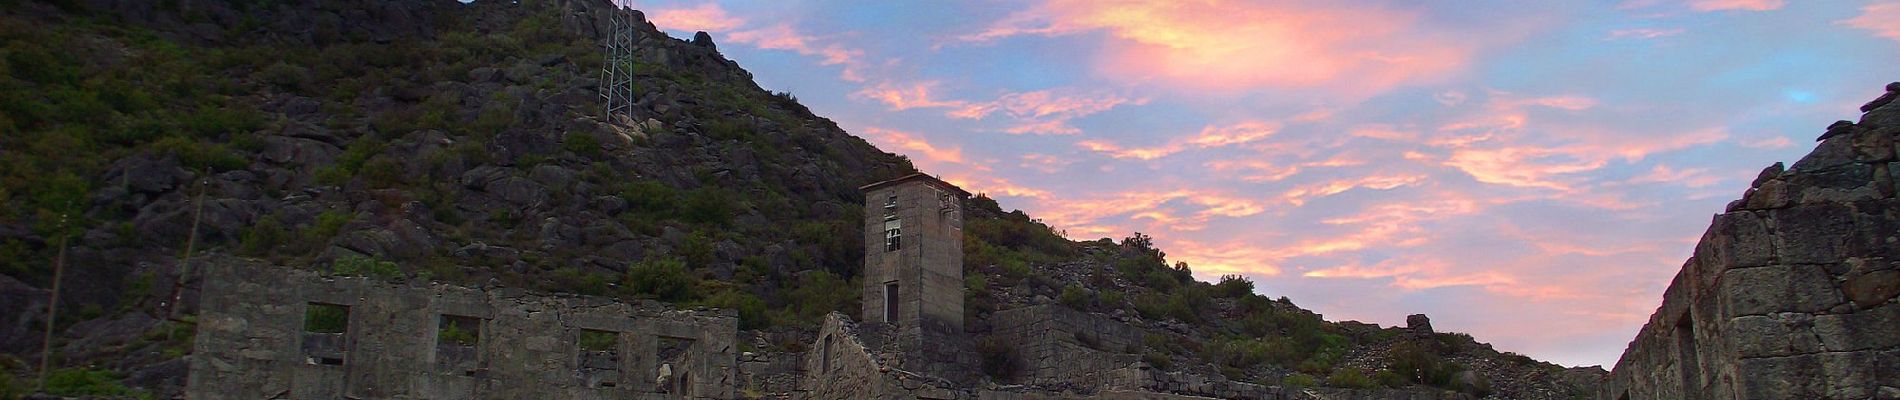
[784,270,856,322]
[332,255,401,279]
[704,288,768,330]
[625,258,698,302]
[1326,368,1377,389]
[564,132,602,158]
[1058,284,1091,309]
[42,368,150,398]
[1142,351,1172,370]
[1374,370,1407,388]
[239,215,287,256]
[1281,373,1318,389]
[1213,274,1254,298]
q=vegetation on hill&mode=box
[0,0,1595,398]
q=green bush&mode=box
[42,368,151,399]
[1326,368,1377,389]
[625,258,699,302]
[304,210,352,243]
[239,215,286,256]
[1213,274,1254,298]
[1281,373,1318,388]
[564,132,602,158]
[1058,284,1091,309]
[784,270,856,322]
[578,329,617,351]
[438,317,479,346]
[332,255,400,279]
[1142,351,1172,370]
[704,288,768,330]
[1374,369,1407,388]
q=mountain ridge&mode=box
[0,0,1595,398]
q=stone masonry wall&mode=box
[800,313,961,400]
[187,258,738,399]
[989,305,1143,388]
[1598,84,1900,399]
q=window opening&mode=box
[302,303,350,366]
[884,282,900,323]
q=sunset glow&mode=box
[630,0,1900,367]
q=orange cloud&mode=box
[645,3,746,32]
[853,81,969,110]
[941,175,1052,200]
[963,0,1479,95]
[860,127,963,166]
[1839,2,1900,42]
[1688,0,1785,11]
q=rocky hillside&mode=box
[0,0,1593,398]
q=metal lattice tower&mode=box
[600,5,636,122]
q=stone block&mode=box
[1793,136,1860,172]
[1812,304,1900,352]
[1774,203,1856,264]
[1720,264,1845,317]
[1726,313,1822,358]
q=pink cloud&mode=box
[1839,2,1900,42]
[1688,0,1785,12]
[853,81,969,111]
[1279,174,1429,206]
[645,3,746,32]
[1078,121,1281,159]
[725,24,870,79]
[962,0,1483,96]
[1624,164,1726,188]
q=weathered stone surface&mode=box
[1720,264,1844,317]
[186,259,738,399]
[1602,84,1900,400]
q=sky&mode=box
[621,0,1900,368]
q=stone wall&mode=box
[1598,84,1900,399]
[800,313,961,400]
[988,305,1143,388]
[186,259,738,399]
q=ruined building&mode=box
[186,260,738,399]
[1597,83,1900,399]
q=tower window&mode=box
[885,195,898,208]
[884,282,899,323]
[884,219,901,252]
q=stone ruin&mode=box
[1597,83,1900,399]
[186,260,737,399]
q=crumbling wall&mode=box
[801,313,961,399]
[989,305,1142,387]
[187,259,738,399]
[1599,84,1900,399]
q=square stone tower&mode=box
[859,173,968,355]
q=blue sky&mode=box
[625,0,1900,367]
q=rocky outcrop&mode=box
[1599,83,1900,399]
